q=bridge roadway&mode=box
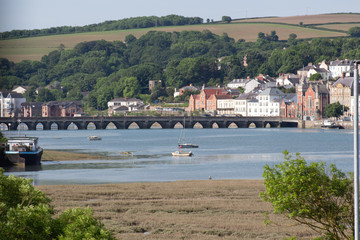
[0,116,298,130]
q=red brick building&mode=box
[189,88,230,113]
[297,82,329,120]
[42,101,83,117]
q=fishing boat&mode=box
[4,137,43,166]
[172,150,193,157]
[88,135,102,140]
[177,118,199,148]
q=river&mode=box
[2,127,354,185]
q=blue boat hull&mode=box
[5,148,43,166]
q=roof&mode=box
[330,59,354,66]
[179,85,201,91]
[235,92,258,100]
[215,95,233,100]
[21,102,43,108]
[44,101,82,107]
[109,98,142,103]
[202,88,228,96]
[0,91,24,98]
[332,76,353,88]
[258,88,285,96]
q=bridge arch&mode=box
[150,122,162,129]
[50,122,59,130]
[65,122,79,130]
[127,122,140,129]
[105,122,117,129]
[212,122,219,128]
[226,122,238,128]
[173,122,183,128]
[248,122,257,128]
[193,122,203,128]
[36,123,44,130]
[0,123,9,130]
[86,122,97,130]
[264,121,279,128]
[17,122,29,131]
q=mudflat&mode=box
[38,180,318,239]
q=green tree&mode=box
[261,151,353,239]
[348,26,360,37]
[122,76,140,98]
[36,88,56,102]
[0,169,114,240]
[309,73,322,81]
[325,102,348,118]
[221,16,232,23]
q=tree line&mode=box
[1,29,360,111]
[0,15,203,40]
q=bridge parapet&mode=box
[0,116,298,130]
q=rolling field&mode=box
[235,13,360,25]
[0,13,359,62]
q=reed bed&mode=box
[38,180,318,239]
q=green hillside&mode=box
[1,13,359,63]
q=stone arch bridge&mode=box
[0,116,298,130]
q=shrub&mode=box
[260,151,353,239]
[0,169,115,240]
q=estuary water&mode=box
[2,127,355,185]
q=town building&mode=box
[297,81,329,120]
[329,59,354,79]
[12,86,30,94]
[0,91,26,117]
[276,74,299,88]
[280,94,297,118]
[21,102,43,117]
[188,87,230,113]
[42,101,83,117]
[107,98,145,115]
[216,95,235,115]
[234,92,258,116]
[329,76,353,115]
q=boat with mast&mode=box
[177,118,199,148]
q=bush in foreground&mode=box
[0,169,114,240]
[261,150,353,240]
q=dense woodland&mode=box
[1,29,360,110]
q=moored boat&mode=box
[89,135,102,140]
[172,150,193,157]
[178,143,199,148]
[4,137,43,166]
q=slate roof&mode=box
[258,87,285,96]
[332,76,354,88]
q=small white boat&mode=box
[88,136,102,141]
[172,150,192,157]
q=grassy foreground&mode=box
[38,180,318,240]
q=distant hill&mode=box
[0,13,359,62]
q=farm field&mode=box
[318,23,360,31]
[0,13,358,62]
[235,13,360,25]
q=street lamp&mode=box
[17,119,21,137]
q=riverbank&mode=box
[42,150,109,161]
[38,180,318,240]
